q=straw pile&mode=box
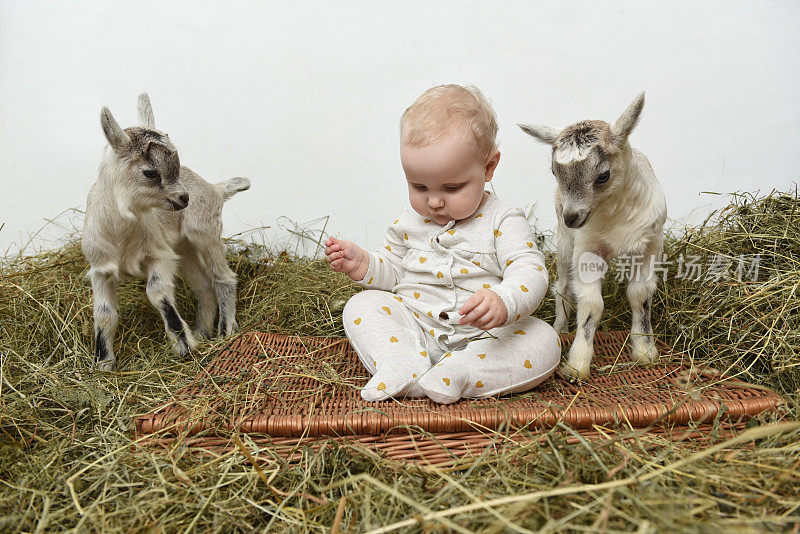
[1,189,798,532]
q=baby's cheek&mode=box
[408,192,426,217]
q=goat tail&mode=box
[217,177,251,200]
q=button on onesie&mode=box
[343,192,561,403]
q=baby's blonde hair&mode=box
[400,84,498,160]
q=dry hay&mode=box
[0,189,798,532]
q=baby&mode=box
[325,84,560,404]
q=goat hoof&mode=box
[173,333,197,358]
[96,358,116,372]
[193,325,213,340]
[552,320,570,333]
[631,342,659,364]
[559,362,590,382]
[218,319,238,337]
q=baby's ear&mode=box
[484,150,501,181]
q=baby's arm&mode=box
[488,208,549,325]
[325,237,370,281]
[458,287,508,329]
[325,217,408,289]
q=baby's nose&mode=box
[428,196,445,208]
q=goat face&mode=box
[100,99,189,212]
[518,93,646,229]
[550,120,623,228]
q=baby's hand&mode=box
[458,288,508,330]
[325,237,369,281]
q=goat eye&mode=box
[596,171,610,183]
[143,169,160,180]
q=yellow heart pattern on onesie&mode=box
[447,229,455,235]
[476,380,484,388]
[524,360,532,369]
[526,241,534,247]
[354,318,361,325]
[393,296,403,302]
[494,230,502,237]
[477,353,486,359]
[403,233,408,240]
[414,291,420,298]
[472,261,480,266]
[436,271,444,278]
[419,257,427,263]
[385,245,391,251]
[429,329,435,336]
[514,330,526,335]
[420,351,427,357]
[506,260,514,266]
[460,268,469,274]
[443,378,451,386]
[389,336,399,343]
[427,311,433,317]
[476,213,483,218]
[378,382,386,390]
[520,285,528,292]
[382,306,392,314]
[537,265,543,271]
[413,312,419,318]
[424,219,431,223]
[483,283,491,288]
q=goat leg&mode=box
[627,252,660,363]
[89,269,119,371]
[146,260,197,356]
[562,276,603,380]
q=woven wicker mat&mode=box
[135,331,783,465]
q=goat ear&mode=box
[100,107,131,152]
[137,93,155,129]
[611,92,645,145]
[517,123,560,145]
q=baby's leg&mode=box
[418,317,561,404]
[343,290,437,401]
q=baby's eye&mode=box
[444,184,464,192]
[413,184,427,191]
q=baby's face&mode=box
[401,131,499,225]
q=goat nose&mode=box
[179,194,189,206]
[564,212,580,228]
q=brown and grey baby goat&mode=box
[82,93,250,371]
[519,93,666,380]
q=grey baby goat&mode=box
[519,93,666,380]
[82,93,250,371]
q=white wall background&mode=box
[1,1,799,256]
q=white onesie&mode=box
[343,192,561,403]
